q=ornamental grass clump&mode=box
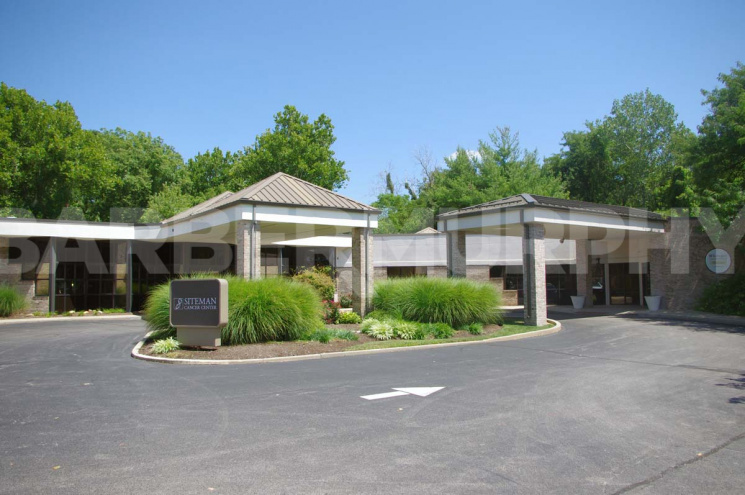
[372,277,502,328]
[0,284,27,317]
[143,274,324,345]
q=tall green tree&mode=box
[139,183,198,223]
[229,105,348,191]
[93,128,184,222]
[0,83,101,219]
[421,127,566,213]
[604,89,694,210]
[546,90,693,211]
[543,124,614,204]
[691,62,745,226]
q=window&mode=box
[387,266,426,278]
[489,266,504,278]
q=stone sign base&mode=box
[177,327,222,347]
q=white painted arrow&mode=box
[361,387,444,400]
[392,387,444,397]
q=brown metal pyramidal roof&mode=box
[163,172,378,224]
[437,193,663,221]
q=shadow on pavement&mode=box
[716,374,745,405]
[615,314,745,335]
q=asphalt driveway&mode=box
[0,314,743,494]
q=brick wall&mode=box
[652,218,736,310]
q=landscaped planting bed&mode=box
[137,319,553,360]
[138,275,552,361]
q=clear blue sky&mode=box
[1,0,743,204]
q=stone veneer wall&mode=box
[466,265,490,282]
[336,266,352,297]
[426,266,447,278]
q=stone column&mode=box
[0,237,10,280]
[523,224,547,326]
[575,239,593,308]
[648,232,667,308]
[352,227,373,316]
[236,220,261,279]
[447,231,467,278]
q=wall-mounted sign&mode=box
[170,279,228,328]
[705,248,731,274]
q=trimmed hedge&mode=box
[372,277,502,328]
[0,284,27,317]
[144,274,324,345]
[696,273,745,317]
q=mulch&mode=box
[137,323,504,361]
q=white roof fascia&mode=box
[526,208,666,233]
[437,209,522,232]
[245,204,378,229]
[271,236,353,248]
[0,218,137,240]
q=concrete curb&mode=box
[0,314,142,326]
[131,319,562,365]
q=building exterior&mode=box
[0,176,738,322]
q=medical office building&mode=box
[0,173,738,325]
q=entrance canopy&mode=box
[437,193,666,240]
[436,194,667,326]
[161,172,379,244]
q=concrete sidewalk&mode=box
[533,304,745,328]
[503,304,745,328]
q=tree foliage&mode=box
[545,89,694,212]
[229,105,348,191]
[421,128,566,213]
[690,62,745,226]
[0,85,349,223]
[373,127,565,233]
[0,83,104,219]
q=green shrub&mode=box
[0,284,27,317]
[292,266,335,301]
[696,273,745,316]
[424,322,455,339]
[301,328,359,342]
[151,337,180,354]
[303,328,333,343]
[336,311,362,324]
[144,274,324,345]
[466,322,483,335]
[361,318,394,340]
[332,329,358,341]
[372,277,502,328]
[323,300,341,324]
[393,320,423,340]
[340,293,353,308]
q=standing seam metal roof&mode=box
[162,172,378,224]
[437,194,663,221]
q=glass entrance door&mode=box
[608,263,640,305]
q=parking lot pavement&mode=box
[0,314,743,494]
